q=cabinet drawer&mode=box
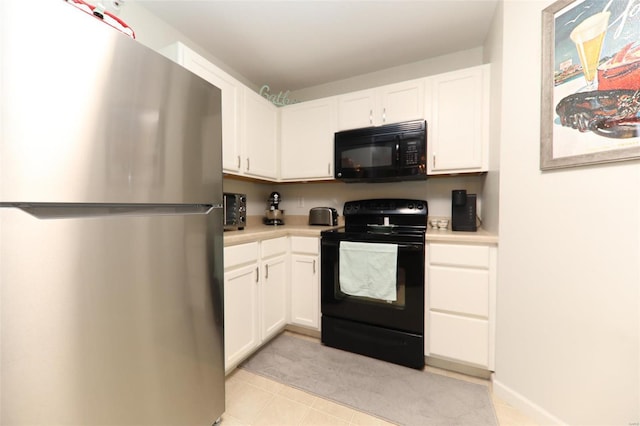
[429,266,489,317]
[429,243,489,268]
[261,236,288,258]
[290,236,319,255]
[225,242,259,269]
[429,311,488,367]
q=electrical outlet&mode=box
[297,197,304,207]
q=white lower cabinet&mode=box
[223,237,288,372]
[223,242,260,372]
[426,242,497,370]
[260,237,288,340]
[289,236,320,330]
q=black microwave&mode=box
[334,120,427,183]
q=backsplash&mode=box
[223,175,485,221]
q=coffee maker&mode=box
[264,191,285,225]
[451,189,477,232]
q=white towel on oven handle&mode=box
[339,241,398,302]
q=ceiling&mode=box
[136,1,499,91]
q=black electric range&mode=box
[320,198,428,369]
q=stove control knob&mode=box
[417,203,424,210]
[408,203,414,210]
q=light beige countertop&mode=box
[223,216,338,247]
[426,227,498,244]
[224,215,499,246]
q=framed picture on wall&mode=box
[540,0,640,170]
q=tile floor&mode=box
[222,333,539,426]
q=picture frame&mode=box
[540,0,640,170]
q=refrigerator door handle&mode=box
[0,203,221,219]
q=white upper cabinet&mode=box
[337,79,424,130]
[336,89,376,130]
[165,43,489,181]
[163,42,280,181]
[280,97,337,181]
[161,42,242,174]
[425,64,490,175]
[242,88,279,180]
[378,79,425,125]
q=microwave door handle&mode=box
[396,140,400,165]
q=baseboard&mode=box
[425,356,491,379]
[492,378,567,425]
[285,324,321,339]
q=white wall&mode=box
[223,176,484,219]
[491,1,640,424]
[290,47,484,102]
[120,2,256,90]
[479,2,503,236]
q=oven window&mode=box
[333,263,407,308]
[341,145,393,169]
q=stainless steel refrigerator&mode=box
[0,1,225,424]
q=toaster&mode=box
[309,207,338,226]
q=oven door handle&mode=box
[397,243,424,250]
[321,240,424,251]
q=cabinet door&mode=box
[429,266,489,317]
[224,263,259,371]
[242,88,279,179]
[280,98,337,180]
[337,89,376,130]
[290,254,319,329]
[429,312,489,367]
[260,254,288,341]
[426,65,489,174]
[170,44,242,174]
[377,79,425,125]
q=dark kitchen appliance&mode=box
[223,192,247,231]
[309,207,338,226]
[334,120,427,183]
[320,199,428,369]
[451,189,477,232]
[264,191,284,225]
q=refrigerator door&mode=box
[1,0,222,204]
[0,207,225,425]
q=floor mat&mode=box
[240,333,498,426]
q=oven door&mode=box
[320,235,425,334]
